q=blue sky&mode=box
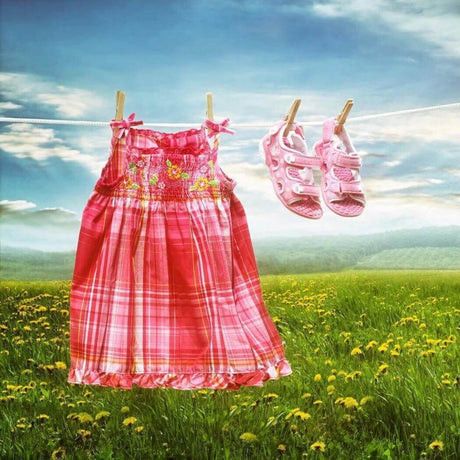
[1,0,459,250]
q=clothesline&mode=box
[0,102,458,129]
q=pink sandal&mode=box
[314,118,365,217]
[260,120,323,219]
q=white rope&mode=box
[0,102,458,129]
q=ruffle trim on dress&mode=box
[67,358,292,391]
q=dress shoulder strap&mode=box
[203,117,235,161]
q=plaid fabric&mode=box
[68,118,292,390]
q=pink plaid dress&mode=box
[68,113,292,390]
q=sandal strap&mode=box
[287,182,320,197]
[284,152,323,169]
[334,152,362,169]
[328,181,363,195]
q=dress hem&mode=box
[67,358,293,391]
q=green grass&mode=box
[0,271,458,459]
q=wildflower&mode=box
[285,408,301,420]
[310,442,326,452]
[343,397,359,409]
[314,374,321,382]
[360,396,372,405]
[37,414,50,421]
[313,400,323,405]
[327,385,335,394]
[428,440,443,451]
[277,444,286,452]
[51,447,66,459]
[264,393,279,401]
[239,432,258,443]
[123,417,137,426]
[121,406,130,414]
[327,375,336,383]
[351,347,363,356]
[77,429,91,438]
[301,393,312,399]
[95,411,110,420]
[135,426,144,433]
[77,412,94,423]
[294,411,311,420]
[23,325,31,332]
[55,362,67,370]
[379,364,389,374]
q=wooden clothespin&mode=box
[334,99,354,135]
[206,92,214,121]
[283,99,301,137]
[113,89,125,137]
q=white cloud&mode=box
[0,123,106,175]
[0,101,22,111]
[0,72,105,117]
[310,0,460,59]
[0,199,80,228]
[0,199,37,213]
[345,107,460,144]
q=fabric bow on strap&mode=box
[204,117,236,137]
[109,112,144,144]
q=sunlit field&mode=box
[1,271,458,459]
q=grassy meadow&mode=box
[0,271,458,459]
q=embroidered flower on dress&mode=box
[199,164,209,175]
[158,182,166,189]
[166,159,190,180]
[136,159,146,169]
[189,176,219,192]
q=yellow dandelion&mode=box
[239,432,258,443]
[301,393,312,399]
[264,393,279,400]
[51,447,66,459]
[77,412,94,424]
[277,444,286,452]
[313,400,323,405]
[360,396,372,405]
[327,385,335,394]
[285,408,301,420]
[123,417,137,426]
[379,364,389,374]
[314,374,322,382]
[37,414,50,421]
[295,411,311,420]
[366,340,378,350]
[121,406,130,414]
[343,397,359,409]
[77,429,91,438]
[351,347,363,356]
[428,440,443,451]
[310,441,326,452]
[135,426,144,433]
[95,411,110,420]
[327,375,336,383]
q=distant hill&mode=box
[0,226,459,280]
[355,247,460,270]
[0,247,75,281]
[252,225,460,274]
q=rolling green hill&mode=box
[1,226,459,279]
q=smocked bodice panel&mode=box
[94,115,236,201]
